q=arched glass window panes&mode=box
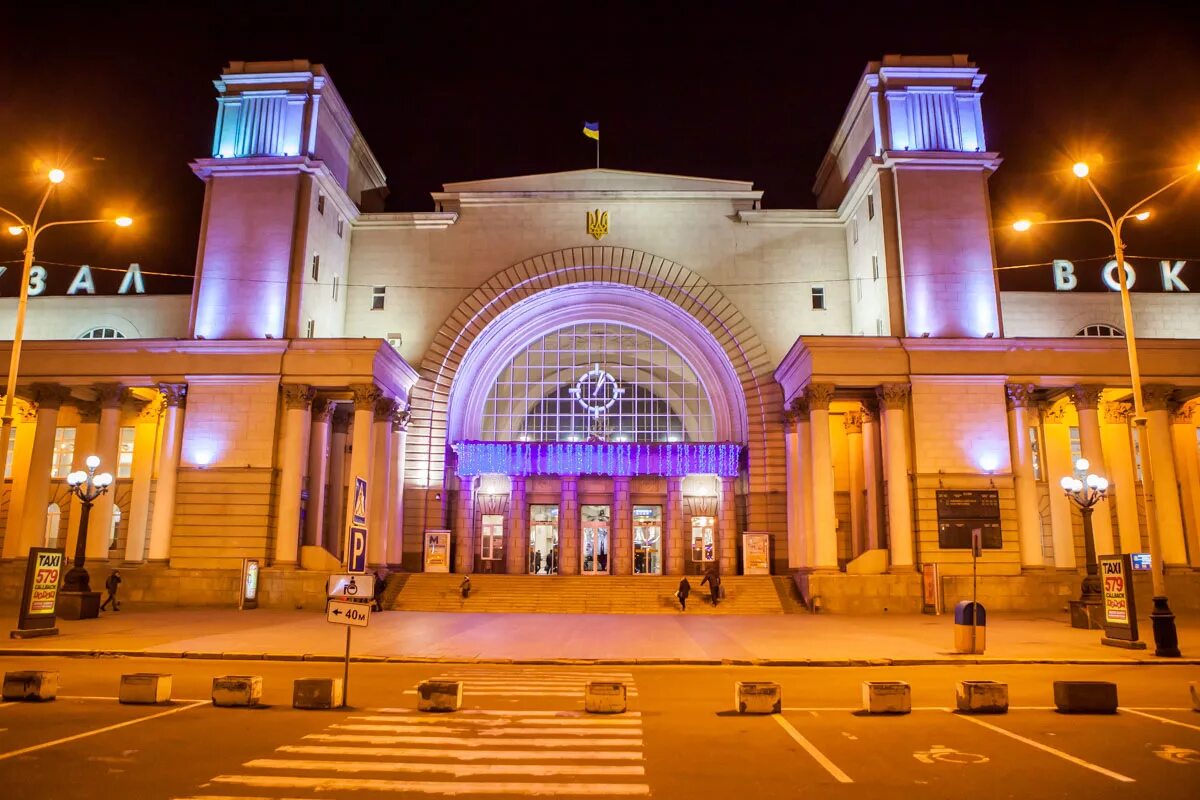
[1075,324,1123,338]
[480,322,715,443]
[79,327,126,340]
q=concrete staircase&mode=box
[387,574,787,615]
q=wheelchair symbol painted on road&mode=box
[914,745,989,765]
[1154,745,1200,764]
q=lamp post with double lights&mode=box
[1014,158,1199,657]
[1059,458,1109,618]
[62,455,113,595]
[0,169,133,520]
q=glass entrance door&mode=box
[690,515,716,572]
[633,505,663,575]
[581,504,610,575]
[529,504,559,574]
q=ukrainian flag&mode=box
[583,121,600,141]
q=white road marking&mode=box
[278,745,644,761]
[1123,708,1200,733]
[331,723,642,736]
[771,714,854,783]
[0,701,206,762]
[211,775,651,795]
[371,708,641,717]
[952,711,1135,782]
[402,690,632,698]
[305,733,644,748]
[245,758,646,777]
[348,714,640,726]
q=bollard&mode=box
[119,673,173,705]
[417,680,463,712]
[1191,681,1199,712]
[2,670,59,702]
[293,677,344,710]
[862,681,911,714]
[212,675,263,707]
[955,680,1008,714]
[585,682,627,714]
[1053,681,1117,714]
[735,681,782,714]
[953,601,986,654]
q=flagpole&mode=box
[596,137,600,169]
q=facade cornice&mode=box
[881,150,1002,172]
[734,209,842,227]
[355,212,460,230]
[429,190,765,206]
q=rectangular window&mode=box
[311,253,320,282]
[852,216,859,244]
[371,286,386,311]
[317,193,326,215]
[690,516,715,562]
[867,193,875,220]
[4,430,14,478]
[811,286,825,310]
[51,427,76,478]
[872,253,880,281]
[337,216,345,237]
[856,277,863,302]
[332,275,340,302]
[480,514,504,560]
[1028,426,1042,481]
[876,318,884,336]
[117,427,135,478]
[306,318,315,338]
[1068,426,1082,473]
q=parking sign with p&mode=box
[345,475,369,573]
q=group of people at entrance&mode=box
[676,567,721,611]
[530,547,559,575]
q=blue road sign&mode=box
[352,476,368,525]
[347,525,369,574]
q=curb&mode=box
[1,649,1199,667]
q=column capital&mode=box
[392,409,411,432]
[781,409,798,432]
[30,383,70,410]
[374,396,399,422]
[1069,384,1104,411]
[805,383,836,411]
[876,382,911,410]
[332,407,352,434]
[1101,400,1133,425]
[789,396,810,419]
[351,383,383,411]
[1171,401,1196,425]
[843,410,864,434]
[1141,383,1175,412]
[158,383,187,408]
[311,397,335,423]
[1005,382,1037,410]
[93,382,125,410]
[282,383,315,410]
[75,401,102,424]
[1042,401,1068,424]
[137,397,162,422]
[18,404,39,423]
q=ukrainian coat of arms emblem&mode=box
[586,209,609,240]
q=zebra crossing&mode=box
[176,670,649,798]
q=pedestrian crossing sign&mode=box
[351,476,368,525]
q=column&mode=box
[806,384,837,569]
[1,405,39,559]
[782,410,804,568]
[389,410,410,567]
[878,383,914,569]
[844,409,866,557]
[559,475,579,575]
[1070,384,1115,556]
[794,398,814,566]
[273,384,313,567]
[368,396,396,568]
[123,399,160,563]
[1042,403,1077,568]
[1101,401,1141,556]
[664,475,683,576]
[325,406,350,556]
[1006,383,1044,568]
[147,384,186,562]
[1142,384,1187,566]
[1170,403,1200,568]
[347,384,379,563]
[304,399,333,549]
[718,476,737,576]
[454,475,475,573]
[862,405,883,551]
[507,475,527,574]
[16,385,69,554]
[87,384,123,560]
[613,475,632,574]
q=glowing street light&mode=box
[0,168,134,512]
[1014,157,1199,656]
[1059,458,1109,626]
[62,455,114,613]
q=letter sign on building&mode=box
[1051,259,1190,292]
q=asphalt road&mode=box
[0,657,1196,799]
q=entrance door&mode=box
[690,515,716,573]
[529,504,560,574]
[633,505,663,575]
[581,504,611,575]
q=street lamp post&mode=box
[1014,158,1199,657]
[1059,458,1109,626]
[0,169,132,526]
[63,456,114,593]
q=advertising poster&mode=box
[1099,554,1139,642]
[742,532,770,575]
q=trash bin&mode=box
[953,600,986,654]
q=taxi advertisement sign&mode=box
[1099,554,1139,643]
[15,548,66,636]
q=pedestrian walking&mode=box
[676,576,691,611]
[460,575,471,599]
[100,569,122,611]
[371,570,387,612]
[535,551,543,575]
[701,567,721,606]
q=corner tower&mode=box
[189,60,387,340]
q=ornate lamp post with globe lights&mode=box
[1013,158,1197,657]
[1059,458,1108,619]
[62,455,114,596]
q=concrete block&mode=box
[293,677,344,709]
[1053,681,1117,714]
[585,682,627,714]
[1191,681,1199,712]
[417,680,462,712]
[212,675,263,707]
[735,681,781,714]
[862,681,911,714]
[2,670,59,701]
[955,680,1008,714]
[119,673,173,705]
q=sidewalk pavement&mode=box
[3,604,1199,665]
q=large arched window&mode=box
[480,322,715,443]
[1075,323,1123,338]
[79,327,127,340]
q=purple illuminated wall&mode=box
[454,440,741,478]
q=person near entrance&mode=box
[676,576,691,611]
[534,551,543,575]
[701,567,721,607]
[100,569,122,611]
[460,576,471,599]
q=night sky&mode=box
[2,1,1199,297]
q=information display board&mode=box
[1099,554,1139,643]
[15,548,66,635]
[741,532,771,575]
[424,530,451,573]
[936,491,1002,550]
[239,558,260,610]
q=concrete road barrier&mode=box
[417,680,463,712]
[2,670,58,702]
[293,677,344,709]
[1053,680,1117,714]
[735,681,782,714]
[1190,681,1199,711]
[585,681,628,714]
[956,680,1008,714]
[119,673,173,705]
[862,680,911,714]
[212,675,263,707]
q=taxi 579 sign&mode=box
[1099,554,1139,643]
